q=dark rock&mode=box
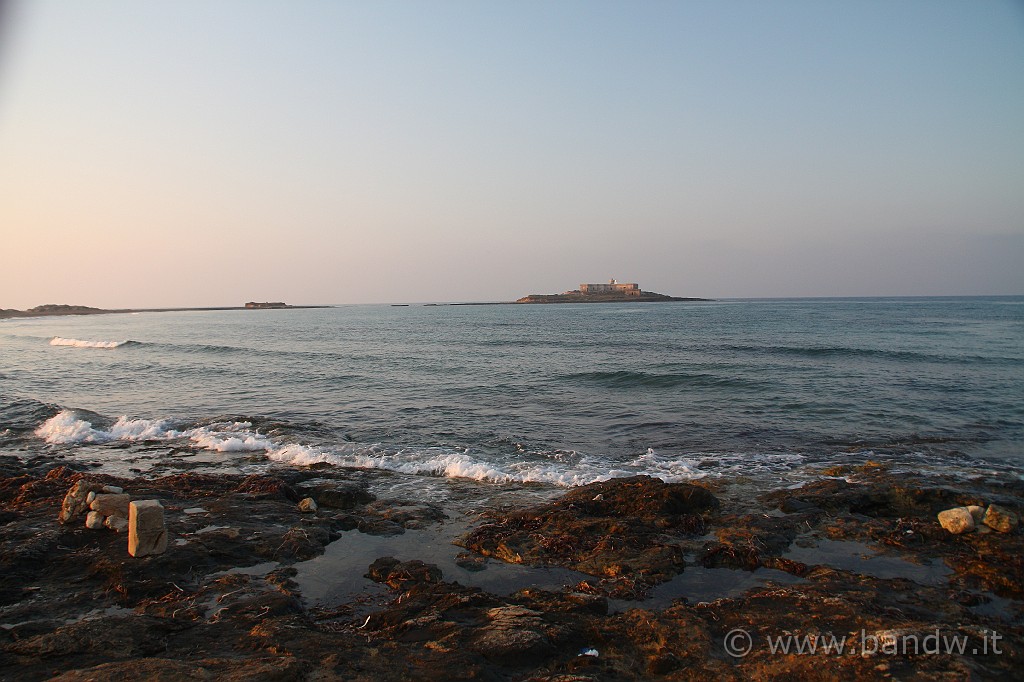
[366,557,443,590]
[357,518,405,536]
[307,482,374,510]
[469,605,554,663]
[458,476,715,596]
[779,497,821,514]
[454,552,488,572]
[364,499,446,528]
[559,475,719,517]
[232,475,299,502]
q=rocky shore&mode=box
[1,455,1021,680]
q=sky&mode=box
[1,0,1022,307]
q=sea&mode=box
[2,297,1023,502]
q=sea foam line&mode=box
[34,410,795,486]
[50,337,130,349]
[34,410,271,452]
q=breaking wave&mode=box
[265,442,644,486]
[31,409,811,487]
[50,337,132,349]
[34,410,272,452]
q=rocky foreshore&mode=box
[1,455,1021,680]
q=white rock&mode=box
[85,511,105,530]
[58,480,104,524]
[298,497,318,513]
[937,507,975,534]
[128,500,167,557]
[90,493,130,517]
[966,505,985,524]
[86,491,97,504]
[102,485,124,494]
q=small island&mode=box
[0,304,109,319]
[516,279,709,304]
[0,302,329,320]
[244,301,290,309]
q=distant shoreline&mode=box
[0,304,332,320]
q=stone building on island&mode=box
[577,279,640,296]
[516,279,701,303]
[244,301,288,309]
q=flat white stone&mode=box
[90,493,130,517]
[128,499,167,557]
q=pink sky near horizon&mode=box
[1,1,1022,308]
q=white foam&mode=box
[189,428,274,452]
[34,410,110,444]
[266,442,637,487]
[50,337,129,349]
[35,411,273,453]
[35,411,804,488]
[108,417,181,440]
[627,449,707,482]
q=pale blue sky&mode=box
[1,0,1022,307]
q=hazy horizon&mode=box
[2,1,1022,309]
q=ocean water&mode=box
[2,298,1023,495]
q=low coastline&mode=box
[0,304,333,320]
[1,451,1020,679]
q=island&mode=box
[515,279,710,304]
[244,301,289,309]
[0,303,330,320]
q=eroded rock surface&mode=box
[1,458,1021,681]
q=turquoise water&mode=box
[2,297,1022,489]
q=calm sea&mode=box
[2,298,1022,494]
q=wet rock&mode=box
[233,474,299,502]
[559,475,719,517]
[128,500,167,557]
[297,497,318,513]
[938,507,975,534]
[454,552,488,572]
[470,605,553,663]
[58,480,104,524]
[779,497,821,514]
[366,557,443,589]
[254,525,331,561]
[308,482,374,510]
[458,476,715,594]
[763,478,969,519]
[365,500,447,529]
[357,518,405,536]
[89,493,130,518]
[983,503,1019,533]
[49,657,310,681]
